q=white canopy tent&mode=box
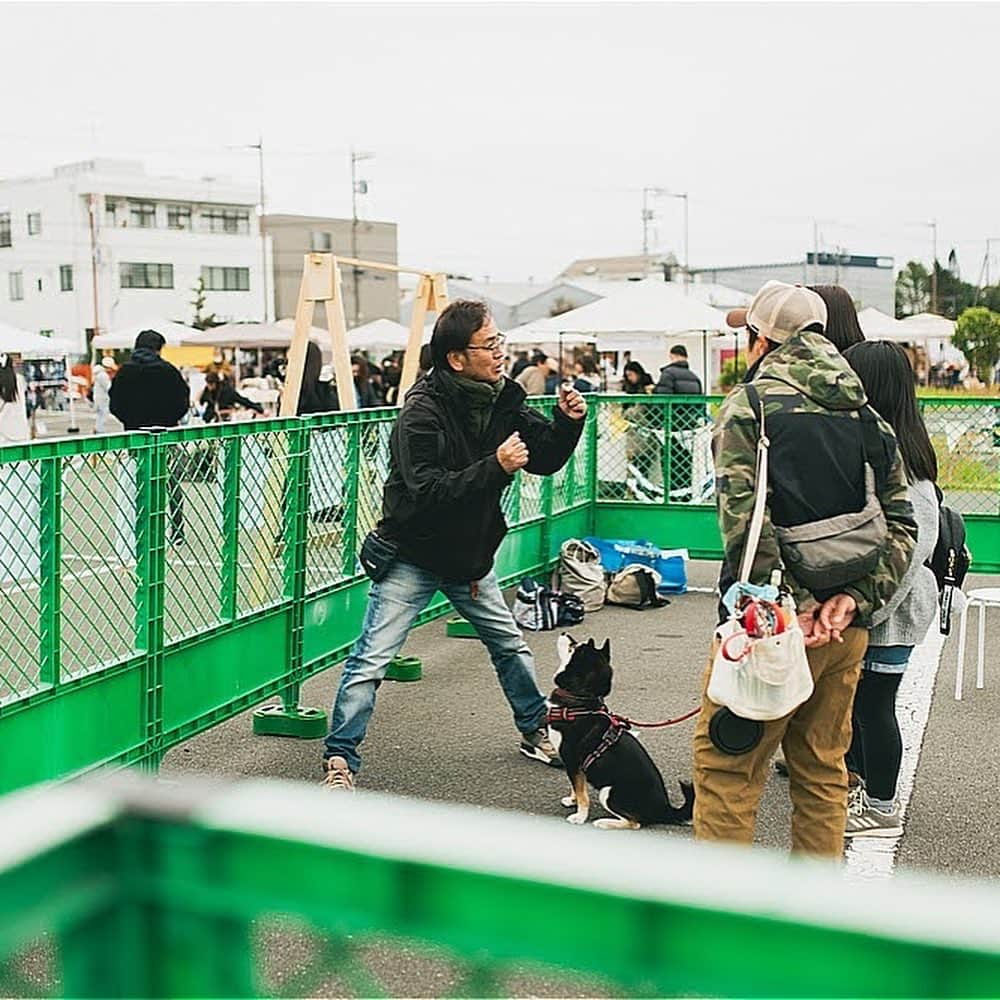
[899,312,957,339]
[194,320,326,349]
[91,319,200,350]
[0,321,75,356]
[857,307,911,341]
[347,317,430,356]
[505,281,729,386]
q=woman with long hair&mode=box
[809,284,866,354]
[351,355,378,408]
[842,340,939,838]
[298,341,334,415]
[621,360,653,394]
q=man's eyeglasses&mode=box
[466,334,506,355]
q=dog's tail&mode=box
[659,779,695,825]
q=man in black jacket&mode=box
[322,300,587,790]
[110,329,190,543]
[653,344,705,502]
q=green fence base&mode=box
[385,656,423,682]
[446,617,478,638]
[252,704,327,738]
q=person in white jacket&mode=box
[842,341,940,839]
[0,353,30,445]
[91,356,114,433]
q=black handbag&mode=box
[360,530,399,583]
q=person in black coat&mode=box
[652,344,706,502]
[200,371,264,422]
[109,329,190,543]
[320,299,587,790]
[653,344,703,395]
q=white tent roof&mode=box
[686,283,752,310]
[506,281,728,349]
[347,318,429,355]
[857,307,912,341]
[92,319,199,349]
[0,321,75,356]
[899,312,956,339]
[193,321,317,349]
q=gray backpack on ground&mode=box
[557,538,606,613]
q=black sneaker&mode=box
[519,728,562,767]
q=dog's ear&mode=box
[600,638,611,659]
[585,638,595,648]
[556,632,576,669]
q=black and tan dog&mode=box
[547,634,694,830]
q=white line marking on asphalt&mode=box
[844,624,945,882]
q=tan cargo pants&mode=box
[692,626,867,859]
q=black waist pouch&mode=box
[360,530,399,583]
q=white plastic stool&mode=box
[954,588,1000,700]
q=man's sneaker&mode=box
[321,756,355,791]
[519,728,563,767]
[845,796,902,839]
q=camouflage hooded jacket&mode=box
[713,330,917,623]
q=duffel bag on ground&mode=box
[585,536,688,594]
[557,538,606,612]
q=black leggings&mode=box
[845,670,903,801]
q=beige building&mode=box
[264,214,399,328]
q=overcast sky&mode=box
[3,2,999,283]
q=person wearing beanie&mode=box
[109,330,191,543]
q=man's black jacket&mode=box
[379,369,584,582]
[109,349,190,430]
[653,360,703,395]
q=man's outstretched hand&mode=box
[558,384,587,420]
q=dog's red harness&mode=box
[546,700,701,773]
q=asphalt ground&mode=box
[160,561,1000,881]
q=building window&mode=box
[201,266,250,291]
[60,265,74,291]
[201,207,251,234]
[311,231,332,251]
[0,213,10,248]
[27,212,42,236]
[9,272,24,301]
[129,201,156,228]
[120,262,173,289]
[167,204,191,230]
[105,200,118,227]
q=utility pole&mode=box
[641,187,653,259]
[350,149,374,327]
[928,219,938,314]
[642,187,688,283]
[87,193,101,343]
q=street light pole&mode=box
[231,139,269,322]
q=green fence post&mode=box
[342,421,361,577]
[540,469,554,566]
[661,398,673,505]
[137,437,166,772]
[254,421,325,738]
[586,404,599,533]
[38,456,62,688]
[220,435,241,621]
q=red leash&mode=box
[619,706,701,729]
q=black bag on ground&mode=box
[926,485,971,635]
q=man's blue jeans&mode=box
[324,560,548,773]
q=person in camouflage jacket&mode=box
[692,281,917,859]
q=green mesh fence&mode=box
[921,399,1000,515]
[0,398,998,796]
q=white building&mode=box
[0,159,269,353]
